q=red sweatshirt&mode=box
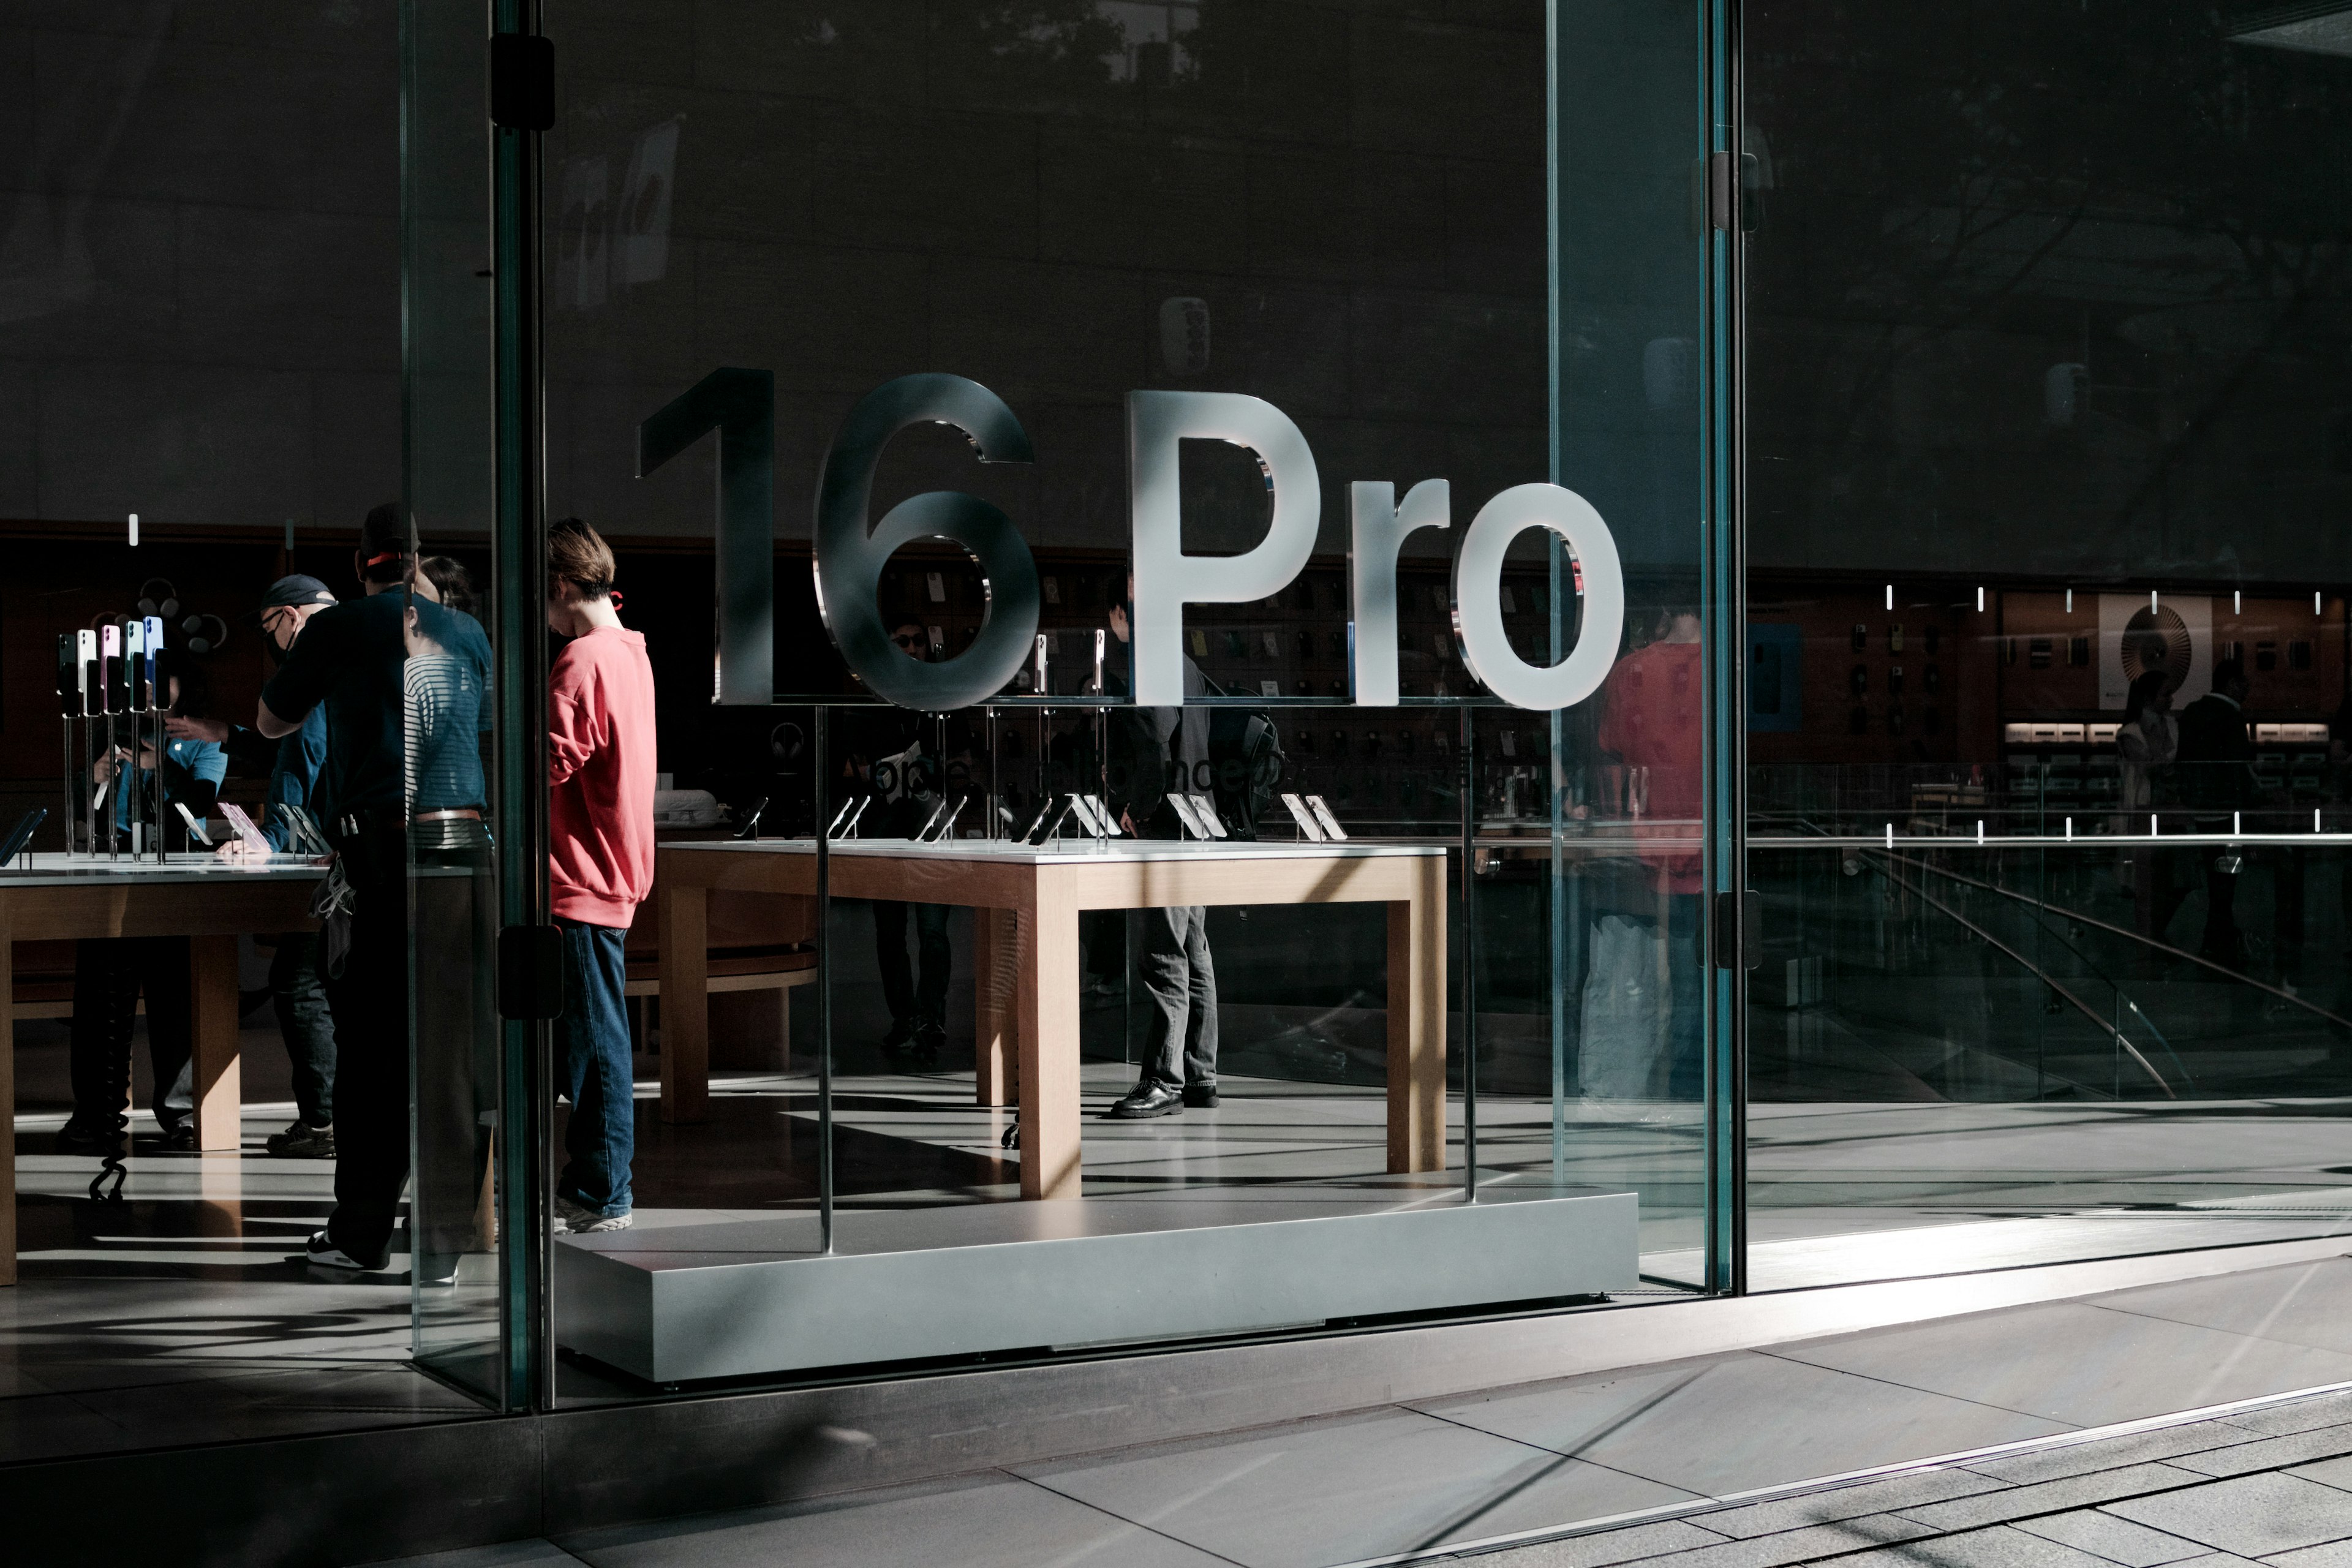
[548,625,658,927]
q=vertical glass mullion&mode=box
[489,0,550,1414]
[1702,0,1746,1297]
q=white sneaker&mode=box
[304,1231,390,1272]
[553,1194,633,1234]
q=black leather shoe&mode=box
[1110,1084,1184,1119]
[1181,1085,1219,1109]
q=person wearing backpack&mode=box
[1104,579,1219,1119]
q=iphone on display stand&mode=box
[1280,792,1326,842]
[1084,794,1121,835]
[0,809,48,866]
[1167,793,1209,840]
[1186,795,1229,839]
[175,802,214,848]
[1305,795,1348,840]
[1026,794,1078,845]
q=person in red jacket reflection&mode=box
[1579,605,1704,1109]
[545,517,658,1234]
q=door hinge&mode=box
[1713,888,1762,971]
[1706,151,1763,233]
[489,32,554,132]
[497,924,566,1021]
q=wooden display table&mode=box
[655,838,1449,1200]
[1,856,323,1286]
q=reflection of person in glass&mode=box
[856,622,954,1069]
[2170,657,2274,970]
[1578,605,1703,1107]
[170,575,342,1158]
[55,658,226,1155]
[1105,578,1218,1120]
[2114,669,2176,929]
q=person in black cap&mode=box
[255,503,491,1274]
[169,573,342,1156]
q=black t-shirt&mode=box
[262,592,487,818]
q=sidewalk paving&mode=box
[366,1255,2352,1568]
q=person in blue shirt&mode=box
[57,657,227,1155]
[170,574,343,1158]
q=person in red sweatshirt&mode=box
[545,517,657,1233]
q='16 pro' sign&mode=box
[641,371,1624,714]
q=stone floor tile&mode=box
[1697,1470,2013,1540]
[1965,1425,2260,1486]
[2291,1455,2352,1494]
[355,1544,586,1568]
[2216,1392,2352,1440]
[2091,1262,2352,1361]
[1774,1305,2352,1430]
[1593,1515,1937,1568]
[1015,1406,1695,1568]
[0,1392,135,1463]
[2166,1426,2352,1480]
[1439,1518,1728,1567]
[1895,1465,2207,1532]
[2104,1472,2352,1556]
[1418,1352,2062,1499]
[2264,1540,2352,1567]
[558,1472,1227,1568]
[2014,1508,2212,1566]
[1838,1523,2124,1567]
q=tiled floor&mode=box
[359,1256,2352,1568]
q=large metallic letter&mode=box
[1349,479,1449,706]
[1451,483,1625,711]
[1128,391,1319,706]
[639,368,774,706]
[814,374,1040,711]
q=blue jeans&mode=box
[557,918,634,1218]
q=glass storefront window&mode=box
[530,0,1728,1394]
[1744,1,2352,1287]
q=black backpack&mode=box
[1199,675,1284,840]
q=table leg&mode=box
[659,881,709,1123]
[1387,858,1447,1173]
[1,901,13,1286]
[1016,885,1081,1200]
[188,934,242,1153]
[973,906,1019,1107]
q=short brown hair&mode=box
[548,516,615,601]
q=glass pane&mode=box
[538,0,1720,1400]
[402,0,503,1392]
[0,2,496,1460]
[1745,4,2352,1287]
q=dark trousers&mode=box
[873,899,951,1035]
[415,835,498,1263]
[268,933,336,1128]
[322,826,410,1265]
[68,937,193,1133]
[557,918,635,1218]
[1663,892,1705,1100]
[1138,905,1217,1089]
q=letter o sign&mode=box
[1450,483,1626,712]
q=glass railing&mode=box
[1746,763,2352,1288]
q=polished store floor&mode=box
[4,1014,475,1463]
[372,1253,2352,1568]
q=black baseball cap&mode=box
[251,575,337,617]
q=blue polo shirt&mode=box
[116,737,226,831]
